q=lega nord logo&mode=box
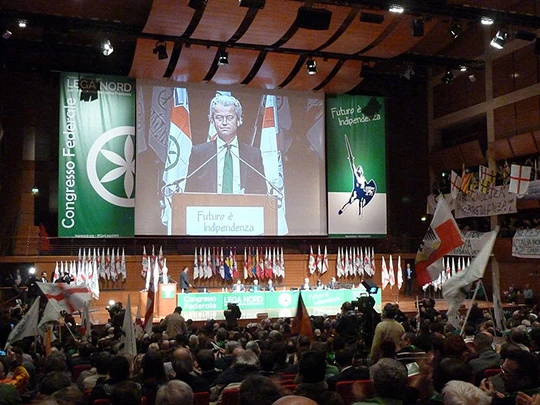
[87,126,135,208]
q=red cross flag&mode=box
[37,282,92,314]
[509,164,532,195]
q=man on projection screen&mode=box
[185,94,267,195]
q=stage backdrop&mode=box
[326,95,387,237]
[134,81,327,236]
[58,73,136,237]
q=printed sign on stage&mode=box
[58,73,135,237]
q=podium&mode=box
[138,283,177,319]
[172,193,277,235]
[158,283,177,317]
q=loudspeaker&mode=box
[362,279,379,294]
[296,6,332,31]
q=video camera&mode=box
[351,295,375,313]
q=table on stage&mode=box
[175,287,382,321]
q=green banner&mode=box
[326,95,387,237]
[176,289,382,320]
[58,73,135,237]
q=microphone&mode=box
[162,145,227,194]
[229,147,284,199]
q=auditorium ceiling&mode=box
[1,0,540,94]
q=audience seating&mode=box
[483,368,501,379]
[71,364,92,381]
[193,391,210,405]
[93,399,112,405]
[221,387,240,405]
[335,380,373,405]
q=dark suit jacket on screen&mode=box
[185,139,267,194]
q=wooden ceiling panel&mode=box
[460,140,486,166]
[322,60,364,94]
[361,16,437,58]
[209,48,261,86]
[488,138,513,161]
[191,0,248,42]
[509,132,538,157]
[245,53,302,90]
[238,0,300,46]
[281,57,339,91]
[170,44,217,83]
[323,12,401,54]
[409,20,456,55]
[129,38,171,80]
[143,0,194,36]
[441,145,464,170]
[282,5,353,51]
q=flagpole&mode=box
[459,281,482,336]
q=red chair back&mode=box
[93,399,112,405]
[221,387,240,405]
[193,391,210,405]
[483,368,501,379]
[335,380,373,405]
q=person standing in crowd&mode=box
[370,303,405,365]
[224,303,242,329]
[180,267,191,293]
[160,307,187,340]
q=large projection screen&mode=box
[135,82,327,236]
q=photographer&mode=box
[335,302,361,349]
[224,303,241,330]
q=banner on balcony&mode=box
[58,73,135,237]
[513,228,540,258]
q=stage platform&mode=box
[85,291,506,328]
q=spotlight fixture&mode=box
[153,41,168,60]
[102,39,114,56]
[17,20,27,28]
[218,49,229,66]
[459,65,467,72]
[442,69,455,84]
[412,18,424,37]
[239,0,265,9]
[449,21,461,39]
[480,16,494,25]
[188,0,207,9]
[401,63,414,80]
[515,30,536,42]
[490,29,507,49]
[389,4,404,14]
[359,12,384,24]
[296,6,332,30]
[306,57,317,75]
[2,30,12,40]
[469,74,476,82]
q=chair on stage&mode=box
[335,380,373,405]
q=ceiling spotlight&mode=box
[469,74,476,82]
[102,39,114,56]
[239,0,265,9]
[481,16,494,25]
[442,69,455,85]
[218,49,229,66]
[401,64,414,80]
[449,21,461,39]
[18,20,27,28]
[153,41,168,60]
[389,4,404,13]
[188,0,207,9]
[412,18,424,37]
[490,29,507,49]
[2,30,12,40]
[459,65,467,72]
[306,57,317,75]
